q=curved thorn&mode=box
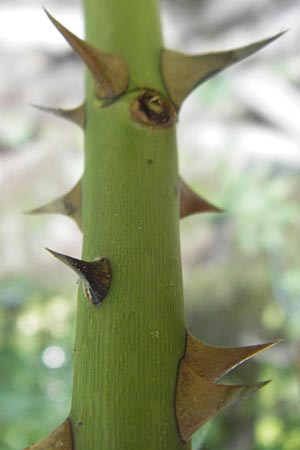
[32,103,86,128]
[179,177,223,218]
[44,9,129,99]
[186,333,281,382]
[46,248,112,306]
[176,358,270,442]
[162,31,287,109]
[24,419,73,450]
[25,181,82,231]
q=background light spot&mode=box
[42,346,66,369]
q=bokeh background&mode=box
[1,1,300,449]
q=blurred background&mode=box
[0,0,300,449]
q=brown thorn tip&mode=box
[179,178,223,218]
[252,379,272,390]
[236,379,272,398]
[25,181,82,231]
[31,103,86,128]
[185,333,281,382]
[46,248,112,306]
[44,8,129,100]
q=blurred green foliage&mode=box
[0,278,74,449]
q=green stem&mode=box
[70,1,189,448]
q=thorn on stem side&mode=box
[26,181,82,231]
[179,178,223,218]
[32,103,86,128]
[44,9,129,100]
[46,249,112,306]
[176,332,280,441]
[162,31,287,109]
[24,418,73,450]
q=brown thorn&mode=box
[186,333,281,382]
[25,180,82,231]
[44,8,129,100]
[176,358,270,442]
[162,31,287,109]
[32,103,86,128]
[24,418,73,450]
[179,177,223,218]
[46,248,112,306]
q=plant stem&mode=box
[70,1,189,448]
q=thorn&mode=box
[186,333,281,382]
[44,9,129,100]
[26,181,82,231]
[46,248,112,306]
[179,178,223,218]
[162,31,287,109]
[176,358,270,442]
[24,418,73,449]
[31,103,86,128]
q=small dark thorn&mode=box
[179,178,223,218]
[46,248,112,305]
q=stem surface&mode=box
[70,1,189,449]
